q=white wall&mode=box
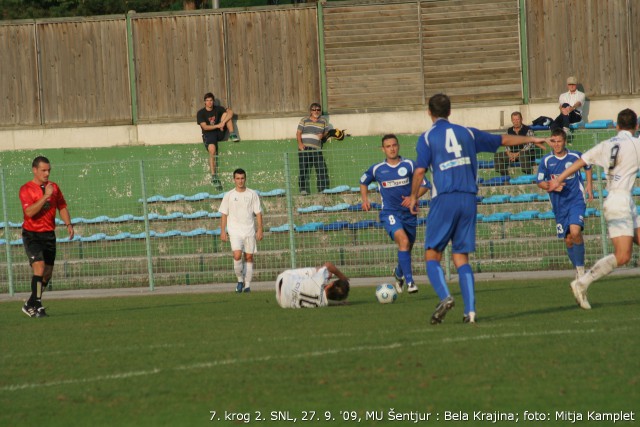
[2,98,639,152]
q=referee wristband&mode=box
[65,223,72,227]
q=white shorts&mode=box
[603,191,639,238]
[230,234,257,254]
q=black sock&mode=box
[29,275,43,307]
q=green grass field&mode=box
[1,276,638,427]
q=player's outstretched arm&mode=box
[549,158,587,191]
[359,184,371,211]
[409,167,427,215]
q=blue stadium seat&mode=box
[536,193,550,201]
[584,207,599,217]
[258,189,285,197]
[296,222,324,232]
[322,221,349,231]
[270,224,294,233]
[538,210,556,220]
[156,230,181,238]
[323,185,350,194]
[81,233,107,242]
[509,175,536,185]
[530,125,550,131]
[478,160,495,169]
[632,187,640,196]
[481,212,512,222]
[183,211,209,219]
[584,119,614,129]
[181,228,207,237]
[347,220,377,230]
[184,192,210,201]
[509,210,540,221]
[105,232,132,241]
[509,193,538,203]
[206,229,221,236]
[569,122,582,130]
[109,214,134,223]
[323,203,351,212]
[417,217,428,226]
[481,194,510,204]
[297,205,324,214]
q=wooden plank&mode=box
[0,24,40,126]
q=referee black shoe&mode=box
[35,307,49,318]
[22,303,36,318]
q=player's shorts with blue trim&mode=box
[425,192,477,253]
[553,202,585,238]
[380,210,417,243]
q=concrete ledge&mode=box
[2,98,639,151]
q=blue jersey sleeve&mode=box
[360,165,375,186]
[469,128,503,153]
[415,133,431,170]
[536,155,549,183]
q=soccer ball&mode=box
[376,284,398,304]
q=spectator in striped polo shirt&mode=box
[296,103,330,195]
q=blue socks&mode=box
[573,243,585,267]
[457,264,475,315]
[398,250,413,284]
[566,245,576,266]
[426,260,450,300]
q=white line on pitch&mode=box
[1,326,628,393]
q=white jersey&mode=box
[218,188,262,237]
[559,90,586,113]
[581,130,640,193]
[275,266,331,308]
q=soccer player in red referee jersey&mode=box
[19,156,74,318]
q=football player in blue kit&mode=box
[537,128,593,280]
[408,94,548,324]
[360,134,431,294]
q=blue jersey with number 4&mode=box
[416,118,502,197]
[360,157,430,214]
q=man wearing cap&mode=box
[551,76,585,133]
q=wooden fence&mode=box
[0,0,638,128]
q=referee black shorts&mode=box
[22,229,56,266]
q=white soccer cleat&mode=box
[463,311,476,324]
[407,282,418,294]
[392,268,404,294]
[570,280,591,310]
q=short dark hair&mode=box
[550,128,567,141]
[428,93,451,119]
[511,111,523,119]
[381,134,398,146]
[617,108,638,131]
[309,102,321,111]
[326,279,350,301]
[32,156,50,168]
[233,168,246,178]
[204,92,214,101]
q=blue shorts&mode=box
[380,210,417,244]
[425,193,477,253]
[554,202,585,238]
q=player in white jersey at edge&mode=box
[275,262,350,308]
[549,108,640,309]
[408,93,548,325]
[360,134,431,294]
[219,168,264,293]
[537,128,593,280]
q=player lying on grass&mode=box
[360,134,430,295]
[549,108,640,310]
[275,262,350,308]
[537,128,593,281]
